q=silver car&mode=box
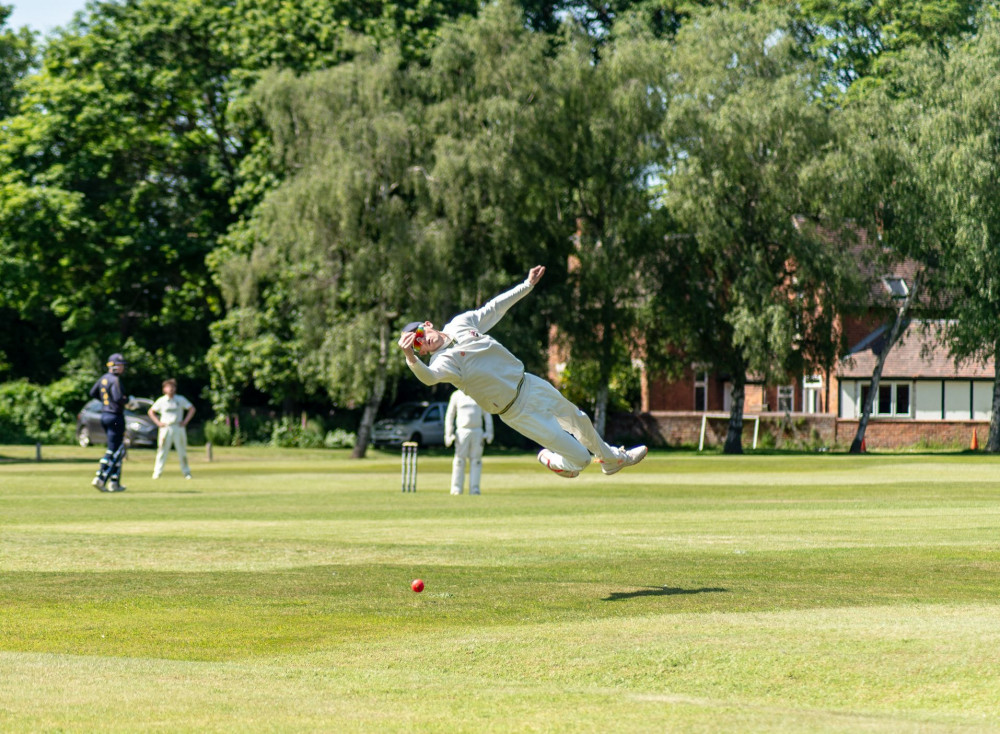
[372,401,447,447]
[76,397,158,447]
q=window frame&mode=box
[859,381,913,418]
[803,375,822,413]
[694,371,708,411]
[777,385,794,413]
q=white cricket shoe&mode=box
[106,481,127,492]
[601,445,648,476]
[537,449,580,479]
[92,476,106,491]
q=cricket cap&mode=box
[107,353,127,366]
[401,322,423,334]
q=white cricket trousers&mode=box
[500,373,619,473]
[451,428,485,495]
[153,424,190,478]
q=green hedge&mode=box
[0,377,90,444]
[203,416,357,449]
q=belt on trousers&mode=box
[496,374,525,416]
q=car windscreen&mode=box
[390,404,426,422]
[125,399,153,418]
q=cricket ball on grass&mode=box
[411,579,424,593]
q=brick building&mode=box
[835,320,994,449]
[623,250,995,450]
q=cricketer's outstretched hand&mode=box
[398,331,416,354]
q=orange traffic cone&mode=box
[972,429,979,451]
[860,438,866,453]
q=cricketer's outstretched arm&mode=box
[469,267,543,334]
[402,347,458,388]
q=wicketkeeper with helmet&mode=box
[89,352,129,492]
[398,265,647,479]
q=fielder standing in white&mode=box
[398,265,647,479]
[148,378,196,480]
[445,389,494,495]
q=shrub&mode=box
[202,413,356,450]
[203,420,232,446]
[270,417,326,448]
[324,428,356,449]
[0,377,85,444]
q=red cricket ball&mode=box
[411,579,424,593]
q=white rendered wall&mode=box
[944,381,971,420]
[973,382,993,420]
[839,381,857,419]
[915,382,942,420]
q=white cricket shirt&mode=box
[150,394,193,426]
[406,279,533,414]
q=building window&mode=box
[860,382,912,417]
[896,384,910,414]
[777,385,794,413]
[878,384,893,414]
[803,375,822,413]
[694,372,708,411]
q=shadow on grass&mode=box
[691,447,988,457]
[602,586,728,601]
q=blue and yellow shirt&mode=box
[89,372,127,415]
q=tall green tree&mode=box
[541,19,672,434]
[0,0,485,399]
[0,0,252,391]
[820,59,949,453]
[424,3,680,435]
[661,6,858,453]
[519,0,718,37]
[920,15,1000,452]
[211,44,446,457]
[0,4,39,379]
[0,4,35,119]
[419,0,565,358]
[789,0,985,92]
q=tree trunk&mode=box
[988,339,1000,453]
[351,319,390,459]
[723,375,745,455]
[850,272,922,454]
[593,383,609,438]
[849,369,879,454]
[593,312,614,439]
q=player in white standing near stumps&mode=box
[445,389,494,495]
[148,378,196,480]
[398,265,647,479]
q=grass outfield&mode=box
[2,445,1000,732]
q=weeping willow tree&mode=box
[923,15,1000,452]
[209,41,447,457]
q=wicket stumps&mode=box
[401,441,418,492]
